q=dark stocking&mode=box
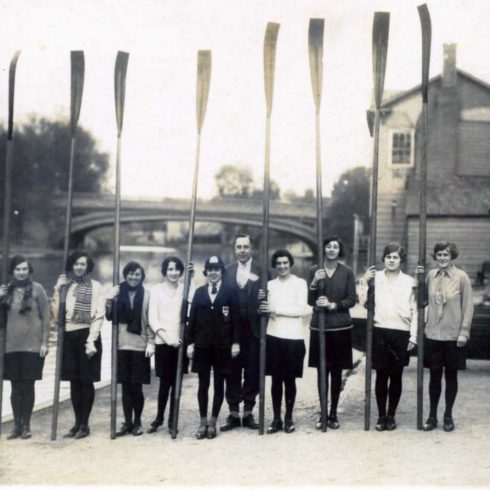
[444,369,458,419]
[387,367,404,417]
[131,383,144,426]
[10,381,23,426]
[198,371,211,418]
[284,377,297,421]
[271,375,283,421]
[329,368,342,417]
[375,369,389,418]
[211,372,225,418]
[121,383,133,426]
[20,380,35,427]
[79,382,95,426]
[156,376,173,423]
[70,380,83,426]
[428,367,443,419]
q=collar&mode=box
[208,280,222,290]
[238,258,252,269]
[435,265,454,279]
[379,269,401,282]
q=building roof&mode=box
[406,175,490,216]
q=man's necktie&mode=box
[212,285,217,295]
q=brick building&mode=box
[367,44,490,281]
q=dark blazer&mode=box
[223,260,262,339]
[187,283,240,348]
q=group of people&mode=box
[0,232,474,440]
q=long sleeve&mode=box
[51,284,61,324]
[143,292,155,346]
[230,288,241,344]
[87,281,105,343]
[336,268,356,311]
[408,288,418,344]
[459,273,474,340]
[36,284,51,346]
[307,266,319,307]
[186,292,199,345]
[148,287,166,340]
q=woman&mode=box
[422,241,473,432]
[52,250,105,439]
[362,242,417,431]
[186,256,240,440]
[147,256,193,434]
[0,256,50,439]
[307,235,356,430]
[106,261,154,437]
[258,249,308,434]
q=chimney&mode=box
[442,44,457,88]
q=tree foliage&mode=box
[215,164,254,198]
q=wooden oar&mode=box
[417,3,431,431]
[51,51,84,441]
[257,22,280,436]
[308,18,328,433]
[0,51,20,436]
[171,50,212,439]
[111,51,129,439]
[365,12,389,431]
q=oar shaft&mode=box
[172,132,201,439]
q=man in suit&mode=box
[221,233,261,431]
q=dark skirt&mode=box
[266,335,305,378]
[308,328,353,370]
[61,328,102,382]
[372,327,410,371]
[155,344,188,380]
[191,345,232,375]
[424,337,467,370]
[117,350,151,384]
[4,351,45,381]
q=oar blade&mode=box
[418,4,432,102]
[114,51,130,136]
[264,22,280,117]
[196,50,212,134]
[308,18,324,112]
[70,51,85,136]
[7,51,21,141]
[372,12,390,110]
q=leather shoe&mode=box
[116,423,133,437]
[423,417,438,431]
[220,415,240,432]
[7,426,22,440]
[132,424,143,436]
[147,419,162,434]
[207,425,217,439]
[443,417,455,432]
[315,417,327,430]
[74,425,90,439]
[266,419,283,434]
[375,417,386,431]
[242,414,259,430]
[327,416,340,430]
[284,419,295,434]
[63,425,80,438]
[20,426,32,439]
[385,416,397,431]
[195,424,207,440]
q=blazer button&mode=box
[211,306,214,310]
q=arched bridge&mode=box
[52,194,320,249]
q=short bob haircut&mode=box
[65,250,95,274]
[122,261,146,282]
[161,256,184,277]
[433,241,459,260]
[233,232,253,246]
[271,249,294,268]
[322,235,345,258]
[382,242,406,262]
[9,255,34,275]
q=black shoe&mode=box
[284,419,295,434]
[385,416,397,431]
[327,416,340,430]
[132,424,143,436]
[195,424,207,440]
[315,417,327,430]
[266,419,283,434]
[443,417,454,432]
[7,426,22,440]
[116,423,133,437]
[20,426,32,439]
[220,415,241,432]
[207,425,217,439]
[74,425,90,439]
[63,425,80,438]
[423,416,438,431]
[147,419,163,434]
[242,414,259,430]
[375,417,386,431]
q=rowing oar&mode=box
[171,50,212,439]
[258,22,280,436]
[111,51,129,439]
[51,51,84,441]
[0,51,20,436]
[417,3,431,431]
[308,18,328,433]
[365,12,389,431]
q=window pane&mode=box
[391,131,412,165]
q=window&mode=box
[389,130,414,166]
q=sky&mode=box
[1,0,490,199]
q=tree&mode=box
[0,116,110,242]
[214,164,254,198]
[251,179,281,200]
[326,166,370,252]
